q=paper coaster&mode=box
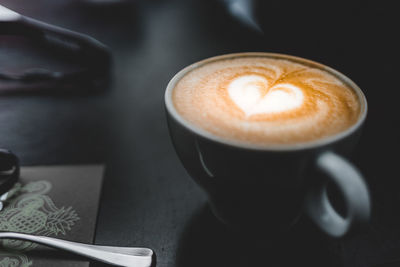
[0,165,104,267]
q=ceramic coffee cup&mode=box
[165,53,370,237]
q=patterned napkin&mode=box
[0,165,104,267]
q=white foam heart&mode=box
[228,75,304,117]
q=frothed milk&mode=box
[172,55,361,145]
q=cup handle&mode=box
[305,151,370,237]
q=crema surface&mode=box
[172,56,361,145]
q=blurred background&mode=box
[0,0,399,266]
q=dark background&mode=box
[0,0,399,266]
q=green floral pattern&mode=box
[0,181,79,266]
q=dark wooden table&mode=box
[1,1,399,266]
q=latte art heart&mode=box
[228,75,304,117]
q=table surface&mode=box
[0,0,399,266]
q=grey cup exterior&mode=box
[165,52,367,236]
[166,106,364,235]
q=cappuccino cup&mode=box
[165,52,370,237]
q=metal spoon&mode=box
[0,232,155,267]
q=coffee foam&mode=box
[172,56,361,145]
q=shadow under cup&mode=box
[165,52,369,238]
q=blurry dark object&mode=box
[0,4,111,94]
[219,0,366,46]
[220,0,262,32]
[81,0,134,8]
[0,148,19,210]
[252,0,365,51]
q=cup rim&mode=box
[165,52,368,151]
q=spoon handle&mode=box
[0,232,155,267]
